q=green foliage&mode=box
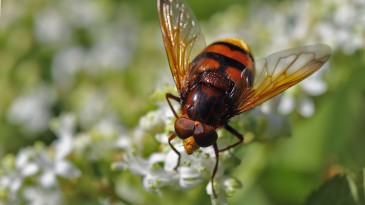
[306,170,365,205]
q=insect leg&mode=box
[218,125,244,152]
[166,93,180,118]
[211,143,219,198]
[168,133,181,170]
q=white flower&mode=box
[0,169,23,197]
[179,166,205,188]
[15,148,39,177]
[139,104,175,133]
[276,63,329,117]
[208,176,242,205]
[301,72,328,96]
[317,0,365,54]
[49,1,138,88]
[0,118,80,202]
[23,186,62,205]
[7,86,55,133]
[115,108,242,203]
[34,114,80,188]
[61,0,105,28]
[51,46,85,88]
[77,91,108,129]
[92,114,124,137]
[0,148,38,202]
[85,25,135,70]
[113,151,179,194]
[51,114,76,159]
[34,7,70,44]
[35,149,80,188]
[115,133,132,150]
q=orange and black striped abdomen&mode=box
[181,39,254,127]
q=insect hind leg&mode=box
[210,143,219,198]
[166,93,180,118]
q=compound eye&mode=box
[193,123,218,147]
[175,118,195,139]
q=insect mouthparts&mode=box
[183,136,199,155]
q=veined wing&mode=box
[158,0,206,92]
[237,44,331,113]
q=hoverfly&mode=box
[157,0,330,197]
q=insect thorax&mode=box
[181,71,234,128]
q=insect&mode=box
[157,0,330,198]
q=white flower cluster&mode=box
[0,114,80,205]
[317,0,365,55]
[33,0,138,88]
[7,86,55,133]
[113,90,246,204]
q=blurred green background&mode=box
[0,0,364,204]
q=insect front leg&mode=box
[166,93,182,170]
[168,133,181,171]
[166,93,180,118]
[218,125,244,152]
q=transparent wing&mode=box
[237,44,331,113]
[158,0,206,92]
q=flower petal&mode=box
[299,96,315,117]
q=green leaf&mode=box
[305,170,365,205]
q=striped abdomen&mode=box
[181,38,254,127]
